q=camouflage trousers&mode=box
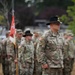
[20,62,34,75]
[63,58,74,75]
[33,62,42,75]
[42,68,63,75]
[2,57,9,75]
[8,57,16,75]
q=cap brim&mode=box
[46,22,50,25]
[23,34,33,37]
[46,21,61,25]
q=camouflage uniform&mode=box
[63,32,75,75]
[19,39,34,75]
[1,38,10,75]
[0,40,3,74]
[16,29,23,75]
[0,40,2,63]
[33,35,42,75]
[38,30,64,75]
[18,38,24,58]
[16,29,23,54]
[16,38,22,75]
[6,37,16,75]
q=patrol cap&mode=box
[33,30,39,34]
[33,31,42,37]
[16,29,23,34]
[64,30,74,36]
[64,30,72,34]
[68,33,74,36]
[46,16,61,25]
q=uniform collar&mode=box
[49,29,60,37]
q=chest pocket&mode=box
[23,45,30,53]
[46,36,63,51]
[46,36,57,51]
[24,44,34,53]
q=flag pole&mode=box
[11,0,19,75]
[12,0,14,17]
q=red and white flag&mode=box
[9,15,16,44]
[10,15,15,36]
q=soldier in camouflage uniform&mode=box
[63,30,75,75]
[19,30,34,75]
[2,30,18,75]
[33,31,42,75]
[16,29,23,74]
[16,29,23,58]
[1,31,10,75]
[37,16,64,75]
[6,38,16,75]
[0,39,3,74]
[1,29,22,75]
[0,39,2,63]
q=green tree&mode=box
[60,0,75,34]
[0,0,11,29]
[0,15,6,25]
[0,0,26,29]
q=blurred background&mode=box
[0,0,75,36]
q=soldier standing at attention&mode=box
[15,29,23,74]
[63,30,75,75]
[0,38,3,75]
[33,31,42,75]
[19,30,34,75]
[4,29,19,75]
[1,31,10,75]
[16,29,23,58]
[38,16,64,75]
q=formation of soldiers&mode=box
[0,16,75,75]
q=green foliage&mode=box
[67,5,75,35]
[68,21,75,34]
[61,1,75,35]
[67,5,75,17]
[0,15,6,25]
[72,0,75,3]
[60,15,69,24]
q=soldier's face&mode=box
[16,33,23,39]
[50,24,60,31]
[27,36,32,41]
[34,33,39,37]
[64,34,68,39]
[19,33,23,37]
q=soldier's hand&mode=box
[42,64,48,69]
[14,59,18,63]
[22,65,25,68]
[67,37,72,41]
[66,57,70,60]
[39,37,43,41]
